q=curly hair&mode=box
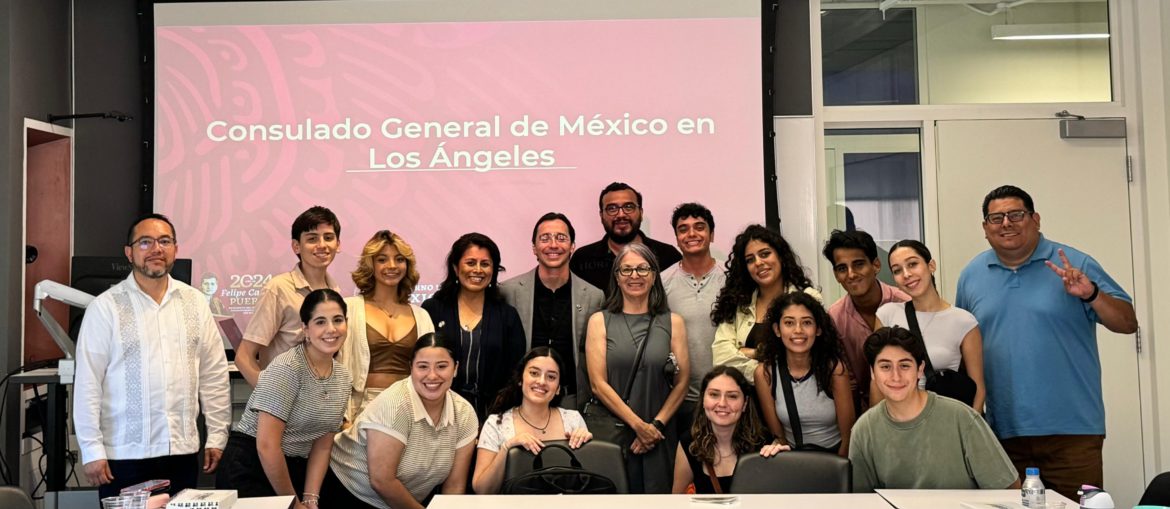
[688,366,768,465]
[755,292,844,397]
[711,224,814,325]
[351,230,419,304]
[485,347,566,425]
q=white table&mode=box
[876,489,1079,509]
[428,493,893,509]
[233,495,294,509]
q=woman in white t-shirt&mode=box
[874,240,986,411]
[472,347,593,494]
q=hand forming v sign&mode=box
[1044,248,1095,300]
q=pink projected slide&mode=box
[155,18,764,330]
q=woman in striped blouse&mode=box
[216,289,351,509]
[321,332,478,509]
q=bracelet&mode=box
[302,493,320,505]
[1081,282,1100,303]
[651,419,666,432]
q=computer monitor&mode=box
[68,256,192,341]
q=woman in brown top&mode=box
[339,230,436,422]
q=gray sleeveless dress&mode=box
[602,310,674,494]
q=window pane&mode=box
[822,128,922,300]
[821,1,1112,104]
[822,8,917,106]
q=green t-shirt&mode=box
[849,392,1017,492]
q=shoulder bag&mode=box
[774,361,838,454]
[904,301,977,407]
[581,313,652,447]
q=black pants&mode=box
[319,467,381,509]
[102,453,199,499]
[215,431,309,498]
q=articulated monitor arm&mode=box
[33,280,94,382]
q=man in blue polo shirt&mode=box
[955,185,1137,500]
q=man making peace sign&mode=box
[955,185,1137,500]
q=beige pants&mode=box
[352,386,386,420]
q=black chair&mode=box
[1139,472,1170,506]
[504,439,628,494]
[728,451,851,494]
[0,486,34,509]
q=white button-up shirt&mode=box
[73,274,231,464]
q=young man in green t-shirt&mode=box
[849,327,1019,492]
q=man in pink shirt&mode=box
[822,229,908,412]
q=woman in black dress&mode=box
[421,232,526,420]
[671,365,785,494]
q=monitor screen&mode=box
[152,0,766,333]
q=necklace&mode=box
[916,309,940,332]
[516,407,552,435]
[305,352,332,399]
[370,299,398,319]
[787,368,814,383]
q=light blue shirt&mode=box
[955,235,1131,439]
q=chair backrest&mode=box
[504,439,628,494]
[1139,471,1170,506]
[729,451,851,494]
[0,486,34,509]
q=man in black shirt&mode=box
[500,213,605,409]
[570,182,682,294]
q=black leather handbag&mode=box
[904,301,977,407]
[501,443,619,494]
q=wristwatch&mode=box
[652,419,666,432]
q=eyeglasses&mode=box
[537,233,570,244]
[616,265,653,278]
[984,210,1032,225]
[603,203,639,216]
[130,236,176,251]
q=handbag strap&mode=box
[531,443,583,470]
[774,359,803,449]
[619,313,653,401]
[704,462,724,494]
[902,301,936,377]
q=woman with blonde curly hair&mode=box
[339,230,435,422]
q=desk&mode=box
[5,367,69,491]
[876,489,1079,509]
[427,494,893,509]
[234,495,294,509]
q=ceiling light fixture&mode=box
[991,23,1109,41]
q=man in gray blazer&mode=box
[500,212,605,410]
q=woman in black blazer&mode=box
[421,232,526,421]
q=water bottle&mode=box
[1021,467,1046,508]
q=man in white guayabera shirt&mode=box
[73,214,231,499]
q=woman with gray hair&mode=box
[584,243,689,493]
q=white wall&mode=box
[920,2,1111,104]
[774,116,822,283]
[1140,0,1170,474]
